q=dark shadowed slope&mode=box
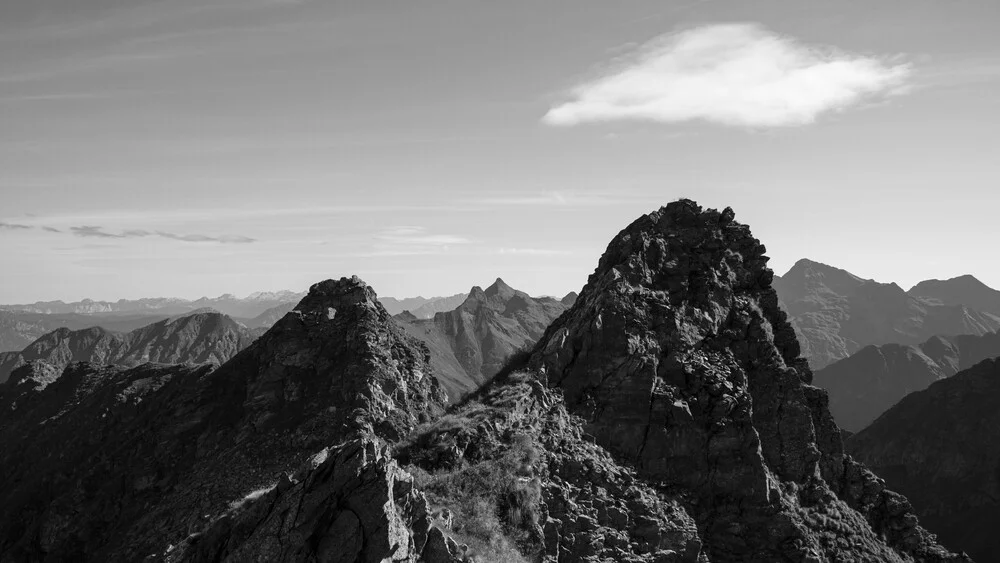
[0,312,260,384]
[774,258,1000,369]
[909,274,1000,316]
[0,277,446,562]
[814,330,1000,431]
[526,200,964,562]
[394,278,568,401]
[848,357,1000,562]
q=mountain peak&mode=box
[293,276,378,317]
[484,277,515,299]
[530,199,959,561]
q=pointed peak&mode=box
[561,291,579,306]
[484,277,515,299]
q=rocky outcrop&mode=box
[395,279,568,401]
[774,259,1000,369]
[848,358,1000,562]
[166,437,461,563]
[814,330,1000,431]
[0,277,446,562]
[0,312,260,384]
[528,200,965,562]
[397,372,705,562]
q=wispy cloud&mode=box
[475,190,660,207]
[497,248,572,256]
[361,226,471,257]
[543,23,912,128]
[68,225,255,243]
[0,221,33,230]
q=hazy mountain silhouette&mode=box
[0,291,306,319]
[0,312,259,384]
[814,330,1000,431]
[0,310,170,353]
[909,274,1000,316]
[394,278,568,401]
[848,357,1000,562]
[774,258,1000,368]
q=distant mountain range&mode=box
[0,310,171,352]
[0,291,307,319]
[0,311,260,384]
[848,357,1000,562]
[814,330,1000,432]
[394,278,571,401]
[774,259,1000,369]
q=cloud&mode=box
[364,226,471,257]
[475,190,660,207]
[543,23,912,128]
[69,225,254,243]
[497,248,572,256]
[376,226,470,247]
[0,222,32,230]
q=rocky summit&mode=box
[848,357,1000,563]
[526,200,965,562]
[0,276,445,562]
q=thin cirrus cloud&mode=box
[364,226,471,257]
[543,23,912,128]
[69,225,255,243]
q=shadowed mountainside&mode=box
[848,357,1000,562]
[814,330,1000,431]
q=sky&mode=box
[1,0,999,302]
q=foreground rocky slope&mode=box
[814,331,1000,431]
[395,279,569,400]
[523,201,965,561]
[773,259,1000,369]
[0,201,968,563]
[0,312,261,384]
[0,277,446,561]
[848,358,1000,562]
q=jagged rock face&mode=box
[396,279,568,402]
[166,437,456,563]
[0,312,259,384]
[848,357,1000,563]
[773,260,1000,369]
[814,331,1000,431]
[530,200,965,562]
[0,276,446,562]
[398,373,706,563]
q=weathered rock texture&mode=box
[396,278,568,401]
[848,357,1000,563]
[774,259,1000,369]
[529,200,967,562]
[814,330,1000,431]
[0,312,260,384]
[0,277,446,562]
